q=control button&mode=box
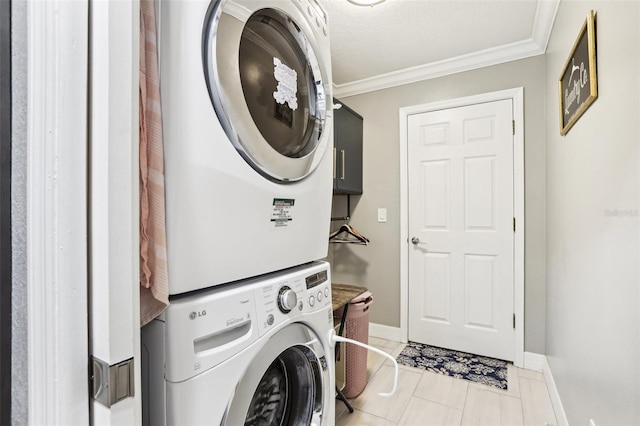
[308,5,313,16]
[324,288,329,298]
[309,295,315,307]
[277,286,298,314]
[298,301,304,311]
[267,314,274,326]
[317,291,323,302]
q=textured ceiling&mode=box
[319,0,553,91]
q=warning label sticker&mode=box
[271,198,295,229]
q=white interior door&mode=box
[407,99,515,361]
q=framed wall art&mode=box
[558,10,597,136]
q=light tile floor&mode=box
[335,337,557,426]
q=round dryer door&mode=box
[203,0,331,182]
[223,323,330,425]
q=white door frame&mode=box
[27,1,90,423]
[27,0,141,424]
[399,88,525,367]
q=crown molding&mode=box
[333,0,559,98]
[531,0,560,51]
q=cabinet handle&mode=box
[333,147,337,179]
[340,150,346,180]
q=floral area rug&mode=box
[396,342,508,390]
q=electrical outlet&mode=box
[589,419,596,426]
[377,208,387,223]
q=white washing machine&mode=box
[160,0,334,295]
[142,261,335,425]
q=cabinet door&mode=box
[333,99,363,194]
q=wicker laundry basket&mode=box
[334,291,373,399]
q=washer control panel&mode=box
[161,262,331,382]
[306,268,328,307]
[255,264,331,336]
[277,286,298,313]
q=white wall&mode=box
[329,55,548,353]
[544,1,640,424]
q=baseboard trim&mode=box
[523,351,546,372]
[512,352,570,425]
[368,323,405,343]
[542,356,570,426]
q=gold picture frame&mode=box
[558,10,598,136]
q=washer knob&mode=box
[278,286,298,313]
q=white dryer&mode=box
[142,261,335,425]
[159,0,334,294]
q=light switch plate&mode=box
[377,208,387,223]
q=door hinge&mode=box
[513,217,516,233]
[513,313,516,329]
[91,356,135,408]
[512,120,515,135]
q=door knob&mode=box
[411,237,427,250]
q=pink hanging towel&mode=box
[139,0,169,326]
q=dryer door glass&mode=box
[239,10,321,159]
[204,2,330,182]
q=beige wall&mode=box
[544,2,639,424]
[328,55,547,354]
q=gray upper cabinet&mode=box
[333,98,363,195]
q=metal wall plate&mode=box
[91,356,135,408]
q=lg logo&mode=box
[189,310,207,320]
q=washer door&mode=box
[204,0,330,182]
[223,323,329,425]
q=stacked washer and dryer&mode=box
[142,0,338,424]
